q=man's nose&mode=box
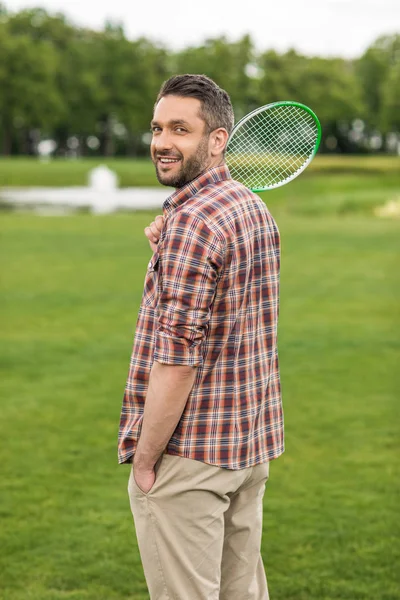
[154,130,173,151]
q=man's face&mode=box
[151,95,212,188]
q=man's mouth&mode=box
[157,156,181,165]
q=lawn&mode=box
[0,162,399,599]
[1,156,399,220]
[0,154,399,188]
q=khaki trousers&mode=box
[128,453,270,600]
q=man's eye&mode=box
[151,127,161,133]
[175,127,187,133]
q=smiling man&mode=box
[118,74,283,600]
[152,98,211,187]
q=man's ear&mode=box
[210,128,229,157]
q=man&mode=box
[118,74,283,600]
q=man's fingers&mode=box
[145,215,165,243]
[155,215,164,229]
[144,226,157,242]
[151,215,164,237]
[150,222,160,238]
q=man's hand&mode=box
[133,362,197,495]
[144,215,164,253]
[133,459,156,494]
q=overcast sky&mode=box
[5,0,400,57]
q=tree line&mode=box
[0,5,399,156]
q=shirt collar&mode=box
[163,164,231,215]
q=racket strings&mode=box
[226,104,319,190]
[229,120,315,186]
[238,106,316,160]
[231,109,315,181]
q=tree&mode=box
[0,23,62,154]
[4,9,104,154]
[256,49,307,104]
[174,35,258,121]
[296,57,365,124]
[0,6,397,155]
[381,60,400,132]
[90,27,169,155]
[356,34,400,131]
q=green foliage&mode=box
[258,50,306,102]
[297,57,365,122]
[381,60,400,131]
[0,6,398,156]
[257,51,365,124]
[0,20,63,152]
[356,34,400,131]
[174,35,258,119]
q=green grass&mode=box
[1,180,399,598]
[0,155,399,187]
[0,157,158,188]
[1,156,399,218]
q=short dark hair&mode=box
[155,74,234,135]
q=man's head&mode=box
[151,74,234,188]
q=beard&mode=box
[153,135,210,188]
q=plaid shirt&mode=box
[118,165,283,469]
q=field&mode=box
[1,157,399,599]
[0,154,399,187]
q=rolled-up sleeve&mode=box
[154,210,225,367]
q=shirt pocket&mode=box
[142,251,160,308]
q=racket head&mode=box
[225,101,322,192]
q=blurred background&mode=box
[0,1,399,161]
[0,1,399,599]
